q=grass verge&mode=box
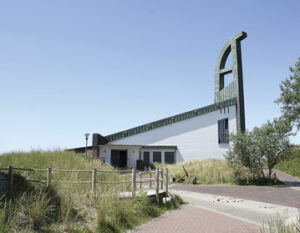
[274,148,300,179]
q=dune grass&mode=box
[155,159,238,185]
[261,211,300,233]
[0,150,182,233]
[274,148,300,179]
[155,158,278,185]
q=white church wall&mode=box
[127,148,139,168]
[109,105,237,161]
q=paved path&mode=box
[132,205,260,233]
[171,184,300,208]
[271,169,300,186]
[170,189,299,226]
[133,170,300,233]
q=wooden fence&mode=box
[0,166,168,203]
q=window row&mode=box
[143,151,175,166]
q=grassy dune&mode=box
[274,148,300,179]
[0,150,182,233]
[156,159,238,184]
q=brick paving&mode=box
[133,169,299,233]
[133,205,260,233]
[171,169,300,208]
[171,184,300,208]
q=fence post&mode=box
[47,167,52,187]
[165,168,168,196]
[155,168,159,203]
[139,172,142,190]
[160,168,163,189]
[220,173,223,184]
[149,168,152,189]
[8,166,14,192]
[132,168,136,198]
[92,168,97,195]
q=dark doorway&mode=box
[111,150,127,168]
[143,151,150,167]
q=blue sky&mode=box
[0,0,299,153]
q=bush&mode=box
[225,118,291,181]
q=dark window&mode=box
[143,151,150,167]
[218,118,229,143]
[165,152,175,164]
[153,152,162,163]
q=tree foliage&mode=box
[275,57,300,132]
[225,130,265,179]
[225,118,291,180]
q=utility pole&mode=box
[84,133,90,159]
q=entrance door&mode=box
[143,151,150,167]
[111,150,127,168]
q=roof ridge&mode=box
[106,98,237,142]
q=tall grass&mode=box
[156,159,238,184]
[97,192,184,233]
[157,158,281,185]
[261,211,300,233]
[0,150,182,233]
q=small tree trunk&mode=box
[268,167,272,180]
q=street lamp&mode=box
[84,133,90,159]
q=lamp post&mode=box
[84,133,90,159]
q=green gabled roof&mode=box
[106,98,237,142]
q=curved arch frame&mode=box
[214,31,247,132]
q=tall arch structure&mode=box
[214,31,247,132]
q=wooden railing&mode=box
[0,166,169,203]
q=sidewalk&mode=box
[132,205,260,233]
[132,185,299,233]
[271,169,300,186]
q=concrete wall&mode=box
[109,105,237,162]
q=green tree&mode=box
[275,57,300,132]
[225,118,291,180]
[225,130,265,179]
[253,118,292,179]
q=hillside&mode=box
[0,151,182,233]
[156,159,237,185]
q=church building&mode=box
[75,32,247,169]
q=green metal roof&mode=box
[106,98,237,142]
